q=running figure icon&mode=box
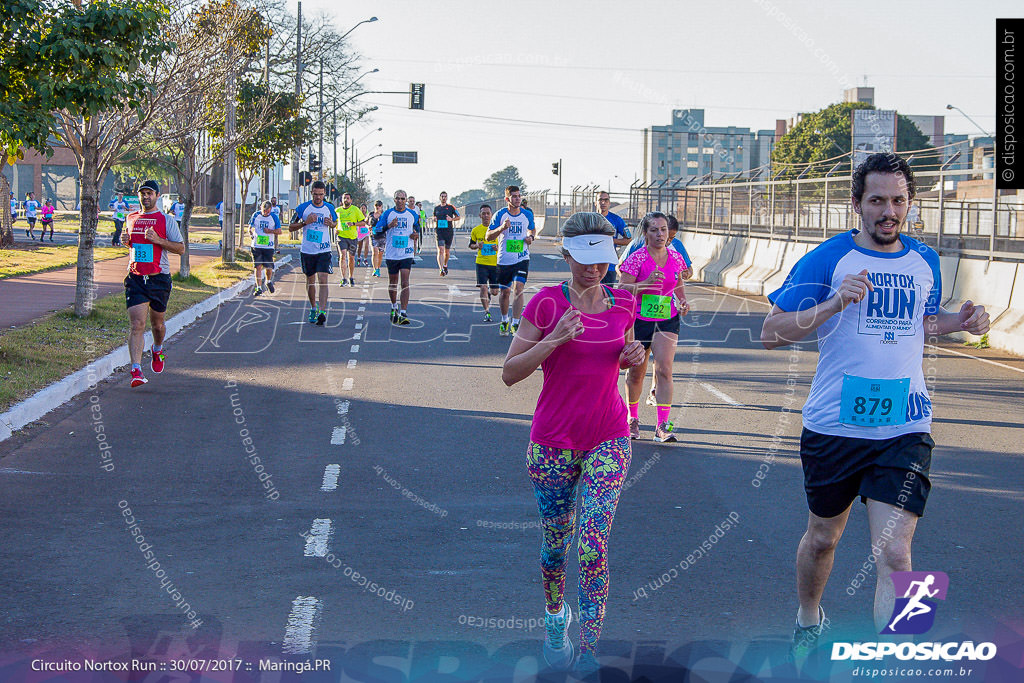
[887,574,939,632]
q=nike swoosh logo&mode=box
[589,240,601,246]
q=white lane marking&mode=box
[351,344,360,352]
[925,344,1024,375]
[342,378,354,390]
[543,254,563,260]
[0,468,61,475]
[337,400,349,415]
[358,306,365,312]
[699,382,744,407]
[282,596,322,654]
[446,285,470,297]
[347,359,357,369]
[355,323,363,330]
[330,426,347,444]
[352,332,361,340]
[320,465,341,491]
[356,315,364,321]
[303,519,332,557]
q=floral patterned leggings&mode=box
[526,437,631,654]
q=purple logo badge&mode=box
[882,571,949,635]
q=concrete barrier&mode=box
[681,233,722,281]
[761,242,810,296]
[701,236,744,285]
[939,256,959,304]
[947,259,1016,322]
[990,264,1024,356]
[734,239,787,296]
[720,239,760,291]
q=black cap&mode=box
[139,179,160,194]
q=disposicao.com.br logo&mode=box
[832,571,998,662]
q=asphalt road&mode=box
[0,238,1021,682]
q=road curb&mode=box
[0,255,291,443]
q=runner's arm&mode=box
[502,315,574,386]
[760,300,840,349]
[923,302,990,336]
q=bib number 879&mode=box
[853,396,892,416]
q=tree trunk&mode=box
[237,169,256,249]
[0,168,13,248]
[74,120,101,317]
[178,137,197,278]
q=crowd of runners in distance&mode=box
[101,153,991,675]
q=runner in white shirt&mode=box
[761,153,990,656]
[377,189,420,325]
[24,192,40,239]
[249,200,282,296]
[288,180,338,325]
[486,185,535,336]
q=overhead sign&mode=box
[392,151,418,164]
[851,109,897,169]
[410,83,425,110]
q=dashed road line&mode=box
[302,519,332,557]
[331,426,347,444]
[320,465,341,492]
[699,382,744,407]
[282,596,322,654]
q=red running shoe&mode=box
[130,368,148,387]
[151,349,165,374]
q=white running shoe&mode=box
[542,604,574,671]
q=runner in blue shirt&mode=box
[597,191,632,284]
[288,180,338,325]
[761,154,990,656]
[377,189,420,325]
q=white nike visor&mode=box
[562,234,619,265]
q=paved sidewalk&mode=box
[0,251,220,329]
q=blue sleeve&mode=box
[248,211,258,226]
[326,203,338,222]
[489,208,506,229]
[767,242,845,312]
[920,246,942,315]
[413,211,420,230]
[626,241,641,257]
[292,201,308,225]
[526,209,536,232]
[671,238,692,268]
[272,213,281,231]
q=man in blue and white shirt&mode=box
[485,185,535,336]
[288,180,338,325]
[377,189,420,326]
[596,190,631,285]
[761,153,990,654]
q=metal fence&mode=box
[622,167,1024,262]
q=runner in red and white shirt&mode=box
[121,179,185,387]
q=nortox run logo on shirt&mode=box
[859,272,921,338]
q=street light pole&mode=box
[946,103,997,261]
[291,1,302,211]
[318,58,324,183]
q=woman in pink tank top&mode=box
[502,212,644,674]
[618,211,690,443]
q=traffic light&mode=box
[309,153,321,173]
[299,171,312,186]
[552,162,560,175]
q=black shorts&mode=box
[386,258,414,275]
[497,260,530,289]
[301,251,333,276]
[633,314,681,349]
[371,233,387,250]
[800,428,934,518]
[27,217,36,226]
[251,247,275,266]
[337,237,358,254]
[476,264,499,287]
[124,273,172,313]
[436,227,454,248]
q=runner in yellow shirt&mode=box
[468,204,499,322]
[335,192,366,287]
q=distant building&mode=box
[645,109,758,184]
[844,87,875,105]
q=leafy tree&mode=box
[483,166,526,198]
[451,189,487,206]
[45,0,176,315]
[771,102,932,177]
[232,80,309,242]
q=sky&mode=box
[298,0,1012,202]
